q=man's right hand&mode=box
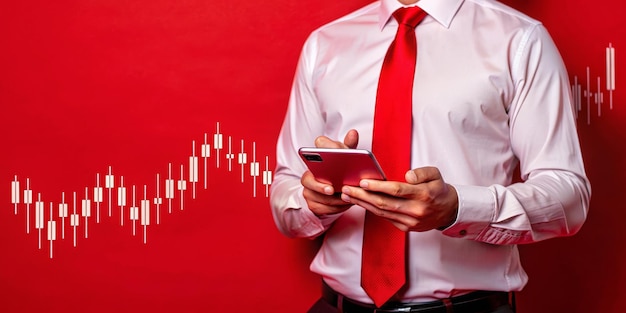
[301,129,359,216]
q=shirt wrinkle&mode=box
[270,0,590,303]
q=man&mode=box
[270,0,591,312]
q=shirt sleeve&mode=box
[442,24,591,244]
[269,33,344,239]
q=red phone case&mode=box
[298,148,386,189]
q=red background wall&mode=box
[0,0,623,312]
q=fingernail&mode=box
[406,171,417,183]
[342,186,351,195]
[360,180,369,188]
[341,193,351,202]
[323,186,333,195]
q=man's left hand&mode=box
[340,166,459,232]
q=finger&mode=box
[342,185,407,212]
[302,171,352,216]
[343,183,429,219]
[314,136,345,149]
[302,185,345,205]
[363,178,444,205]
[342,185,444,231]
[301,171,335,196]
[341,189,420,230]
[358,179,415,199]
[405,167,443,184]
[343,129,359,149]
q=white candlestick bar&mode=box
[166,163,174,214]
[105,166,114,217]
[263,156,273,198]
[70,192,79,247]
[607,43,616,90]
[226,136,234,172]
[190,141,198,199]
[94,173,103,223]
[238,139,247,183]
[35,193,44,250]
[59,192,68,240]
[606,43,615,109]
[596,76,603,117]
[141,185,150,244]
[11,175,19,215]
[24,178,32,234]
[47,202,56,259]
[177,164,187,210]
[576,82,582,117]
[586,66,591,125]
[202,133,211,189]
[82,187,91,239]
[250,142,259,198]
[118,176,127,226]
[130,185,138,236]
[214,122,223,168]
[154,173,162,225]
[572,76,582,115]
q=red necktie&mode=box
[361,7,427,307]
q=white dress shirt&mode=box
[270,0,591,304]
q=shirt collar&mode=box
[378,0,464,30]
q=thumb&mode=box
[406,167,443,184]
[343,129,359,149]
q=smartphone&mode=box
[298,147,386,189]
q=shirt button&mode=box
[459,230,467,236]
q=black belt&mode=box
[322,282,511,313]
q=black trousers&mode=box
[307,285,515,313]
[308,299,514,313]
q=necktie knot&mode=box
[393,6,427,28]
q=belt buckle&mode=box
[373,308,411,313]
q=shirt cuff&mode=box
[296,194,345,230]
[441,184,495,239]
[284,194,343,238]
